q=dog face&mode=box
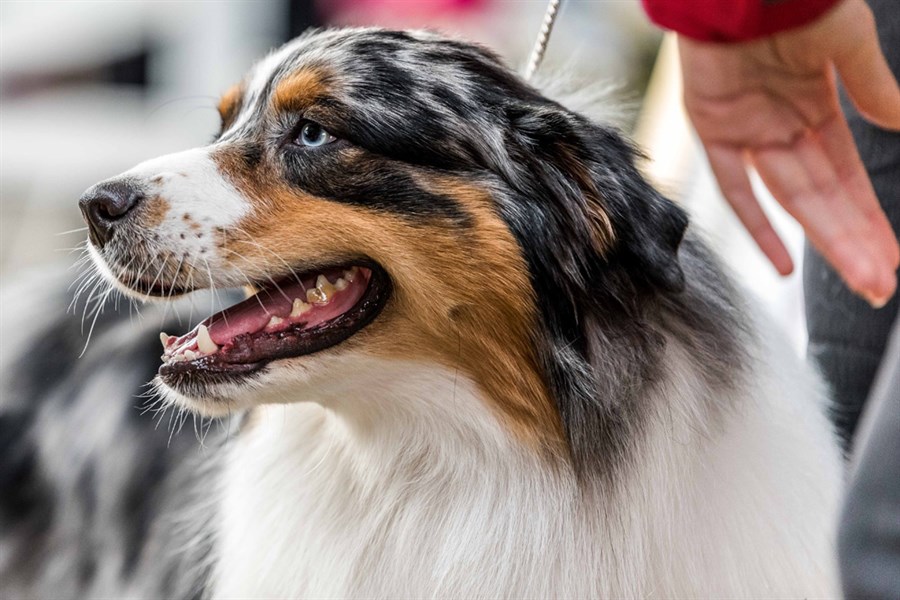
[80,28,688,454]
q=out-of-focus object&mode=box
[0,1,291,276]
[523,0,562,81]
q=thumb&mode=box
[833,4,900,130]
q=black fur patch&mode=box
[212,28,746,472]
[282,147,473,225]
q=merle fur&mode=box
[221,28,747,470]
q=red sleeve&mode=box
[641,0,843,42]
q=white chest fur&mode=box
[211,350,841,598]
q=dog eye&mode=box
[295,121,337,147]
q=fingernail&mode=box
[867,295,888,309]
[876,271,897,308]
[864,279,892,308]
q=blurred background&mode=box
[0,0,806,350]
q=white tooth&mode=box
[160,332,171,349]
[267,315,284,328]
[173,354,187,362]
[333,277,348,291]
[343,267,358,282]
[184,350,198,361]
[290,298,312,317]
[196,324,218,354]
[306,287,328,304]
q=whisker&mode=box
[147,253,172,299]
[69,273,99,315]
[69,265,98,296]
[231,227,307,292]
[55,226,89,236]
[161,253,187,326]
[221,256,270,313]
[79,286,115,357]
[79,278,107,332]
[203,257,231,328]
[186,263,198,327]
[146,95,218,120]
[55,245,92,255]
[228,247,293,305]
[166,405,180,444]
[69,253,92,272]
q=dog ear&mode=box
[505,104,688,294]
[583,124,689,293]
[500,102,691,473]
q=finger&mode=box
[752,142,895,305]
[792,134,895,297]
[833,7,900,130]
[705,144,794,275]
[760,138,895,304]
[816,114,900,269]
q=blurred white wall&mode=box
[1,0,285,275]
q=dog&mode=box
[0,28,843,598]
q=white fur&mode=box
[209,313,842,598]
[121,147,248,229]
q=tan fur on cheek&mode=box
[212,152,565,454]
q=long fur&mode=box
[1,28,842,598]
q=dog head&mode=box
[80,28,688,458]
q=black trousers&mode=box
[802,0,900,596]
[839,318,900,598]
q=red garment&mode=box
[641,0,843,42]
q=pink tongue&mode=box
[200,266,362,346]
[206,280,307,345]
[162,266,370,358]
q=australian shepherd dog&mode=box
[0,28,842,598]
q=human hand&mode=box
[678,0,900,307]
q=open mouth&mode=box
[157,262,391,383]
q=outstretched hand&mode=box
[678,0,900,307]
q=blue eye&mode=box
[296,121,337,147]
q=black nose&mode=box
[79,180,144,248]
